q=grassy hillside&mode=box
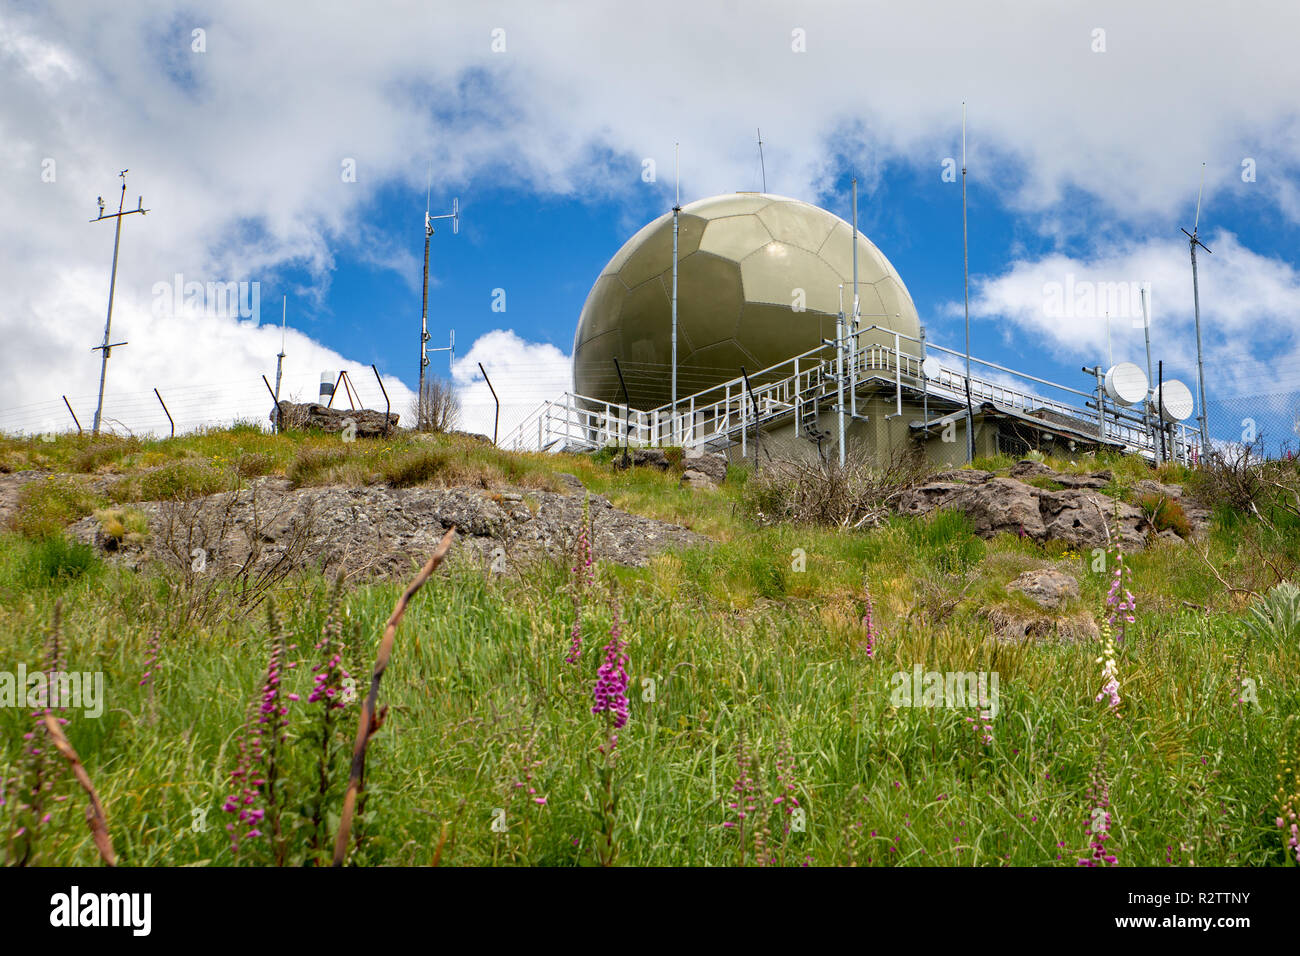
[1,428,1298,866]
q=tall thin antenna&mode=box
[420,185,459,429]
[1139,286,1156,462]
[671,142,680,440]
[850,176,859,420]
[273,295,287,427]
[961,102,974,463]
[89,169,148,436]
[1181,161,1212,454]
[757,128,766,193]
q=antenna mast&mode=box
[757,128,766,193]
[671,142,680,442]
[89,169,148,436]
[273,295,287,429]
[961,103,974,463]
[1181,162,1212,454]
[420,171,459,429]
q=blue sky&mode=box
[4,1,1300,449]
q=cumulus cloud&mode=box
[4,1,1300,434]
[450,329,572,442]
[953,231,1300,399]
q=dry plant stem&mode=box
[332,526,456,867]
[42,714,116,867]
[1193,541,1260,599]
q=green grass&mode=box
[0,427,1296,866]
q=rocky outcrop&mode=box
[69,477,707,579]
[273,401,399,437]
[899,461,1206,549]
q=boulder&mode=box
[1006,567,1080,610]
[682,449,729,484]
[274,401,398,437]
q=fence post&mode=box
[62,396,83,435]
[153,388,174,438]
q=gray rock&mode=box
[69,482,708,579]
[682,449,728,484]
[1007,567,1080,609]
[274,401,398,437]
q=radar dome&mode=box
[572,192,921,409]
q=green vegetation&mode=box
[0,427,1297,866]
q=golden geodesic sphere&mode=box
[572,192,921,409]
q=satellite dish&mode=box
[921,357,942,379]
[1104,362,1148,406]
[1155,379,1194,421]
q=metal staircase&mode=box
[502,325,1201,464]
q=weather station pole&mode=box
[671,142,680,445]
[1182,163,1212,455]
[851,176,859,421]
[420,175,459,429]
[90,170,148,435]
[961,102,974,464]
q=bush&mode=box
[382,447,456,488]
[1246,581,1300,646]
[12,478,104,537]
[1137,493,1192,538]
[288,444,354,486]
[72,436,142,473]
[742,448,930,528]
[12,534,101,588]
[112,461,228,502]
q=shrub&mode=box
[742,447,930,528]
[1136,493,1192,538]
[288,444,354,486]
[1246,581,1300,646]
[112,461,228,503]
[12,478,103,537]
[13,534,101,588]
[72,437,141,473]
[382,447,457,487]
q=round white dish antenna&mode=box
[1104,362,1148,406]
[921,356,942,379]
[1155,379,1194,421]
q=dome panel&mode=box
[575,273,631,347]
[655,251,744,350]
[616,213,706,288]
[756,200,837,254]
[697,213,773,260]
[817,221,891,285]
[680,339,760,382]
[681,193,774,218]
[739,241,842,316]
[737,302,832,371]
[573,330,623,396]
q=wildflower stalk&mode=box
[1276,716,1300,865]
[860,575,878,658]
[306,573,351,864]
[566,497,594,665]
[591,601,629,867]
[1078,739,1118,866]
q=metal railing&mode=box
[500,326,1202,464]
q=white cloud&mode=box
[4,1,1300,436]
[450,329,572,442]
[953,231,1300,400]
